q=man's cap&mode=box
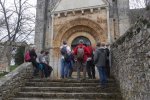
[79,39,84,44]
[86,42,91,46]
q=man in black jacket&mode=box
[94,42,107,88]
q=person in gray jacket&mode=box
[94,42,107,88]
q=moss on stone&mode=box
[147,22,150,28]
[142,19,149,25]
[136,27,141,33]
[0,72,8,78]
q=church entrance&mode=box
[71,36,91,49]
[70,36,91,74]
[52,18,107,79]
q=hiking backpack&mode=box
[24,51,31,62]
[77,46,84,60]
[60,46,70,62]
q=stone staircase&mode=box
[11,78,122,100]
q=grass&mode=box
[0,72,9,78]
[10,65,18,71]
[0,65,18,78]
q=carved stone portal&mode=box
[53,18,107,53]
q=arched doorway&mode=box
[53,18,107,47]
[71,36,91,49]
[52,18,107,79]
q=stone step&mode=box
[29,79,116,83]
[16,92,122,99]
[11,98,119,100]
[21,86,120,93]
[25,82,116,87]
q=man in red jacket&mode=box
[73,40,90,80]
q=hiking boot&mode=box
[92,77,96,79]
[68,77,73,79]
[88,77,92,79]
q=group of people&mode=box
[24,48,53,78]
[24,39,110,88]
[60,40,110,87]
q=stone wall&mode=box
[129,9,145,25]
[0,45,8,72]
[0,63,33,100]
[111,18,150,100]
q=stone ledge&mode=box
[0,63,33,100]
[112,18,150,47]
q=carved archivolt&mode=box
[53,17,107,47]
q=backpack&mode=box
[77,46,84,60]
[60,46,70,62]
[24,51,31,62]
[60,46,67,56]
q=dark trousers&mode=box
[106,60,110,78]
[42,63,53,78]
[47,65,53,77]
[68,61,74,77]
[37,63,52,78]
[69,67,73,77]
[86,60,95,79]
[31,60,39,76]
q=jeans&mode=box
[97,66,107,86]
[61,58,70,78]
[77,61,86,80]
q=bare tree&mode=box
[0,0,35,72]
[128,0,149,24]
[144,0,150,8]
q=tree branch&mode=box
[0,0,11,40]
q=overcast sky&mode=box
[130,0,146,9]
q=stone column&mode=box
[117,0,130,35]
[49,14,59,79]
[35,0,48,52]
[51,14,54,46]
[106,7,112,44]
[49,47,61,79]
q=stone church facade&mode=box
[35,0,130,78]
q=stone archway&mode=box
[67,32,96,48]
[53,18,107,47]
[71,36,91,48]
[51,17,107,79]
